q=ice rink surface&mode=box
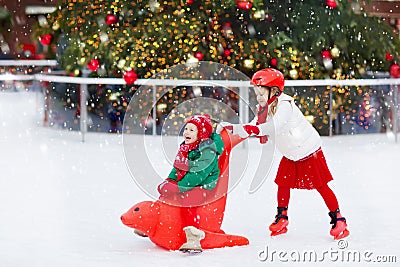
[1,92,399,266]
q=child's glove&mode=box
[243,125,268,143]
[216,122,250,138]
[157,179,180,195]
[216,122,233,134]
[243,124,260,136]
[257,135,269,144]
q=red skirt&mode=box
[275,148,333,190]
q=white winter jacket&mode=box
[252,93,321,161]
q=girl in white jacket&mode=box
[218,68,349,240]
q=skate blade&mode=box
[270,227,288,236]
[180,248,203,254]
[334,229,350,240]
[133,229,148,237]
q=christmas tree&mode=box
[0,7,12,32]
[35,0,400,80]
[35,0,400,135]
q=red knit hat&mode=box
[186,114,213,141]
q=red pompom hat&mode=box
[186,114,213,141]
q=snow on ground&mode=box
[1,91,399,267]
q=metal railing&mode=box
[0,60,399,143]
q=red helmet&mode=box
[250,68,285,91]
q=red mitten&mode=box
[243,124,260,135]
[158,180,180,195]
[257,135,268,144]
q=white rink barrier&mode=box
[0,61,399,142]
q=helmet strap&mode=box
[266,89,281,106]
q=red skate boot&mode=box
[328,209,349,240]
[269,207,288,236]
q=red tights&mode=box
[277,184,339,212]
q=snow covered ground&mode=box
[1,91,399,267]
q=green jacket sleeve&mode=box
[167,168,178,181]
[177,147,218,192]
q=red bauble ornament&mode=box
[390,63,400,78]
[124,70,138,84]
[385,52,394,61]
[321,50,332,60]
[87,59,100,72]
[270,58,278,67]
[186,0,194,5]
[194,51,204,61]
[321,50,333,70]
[39,34,53,46]
[223,49,231,57]
[105,14,118,26]
[236,0,252,10]
[326,0,338,9]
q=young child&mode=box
[158,114,224,251]
[218,68,349,240]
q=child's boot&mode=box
[269,207,289,236]
[179,226,205,253]
[328,208,349,240]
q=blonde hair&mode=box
[268,87,280,116]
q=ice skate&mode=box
[179,226,205,253]
[328,209,349,240]
[269,207,289,236]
